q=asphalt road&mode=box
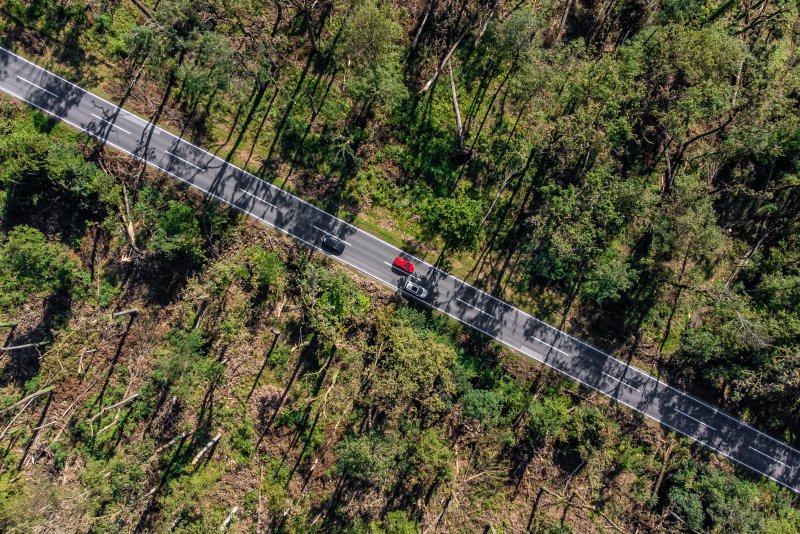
[1,46,798,494]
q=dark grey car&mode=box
[321,234,345,254]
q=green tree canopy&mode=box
[337,0,407,111]
[422,195,483,251]
[371,315,458,423]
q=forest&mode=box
[0,0,798,531]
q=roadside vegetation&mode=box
[0,71,798,534]
[0,0,798,531]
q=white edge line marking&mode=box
[749,446,790,468]
[16,75,57,97]
[456,298,495,319]
[166,151,205,171]
[675,408,718,431]
[6,49,796,458]
[531,335,569,356]
[2,75,799,493]
[90,112,132,135]
[602,372,641,392]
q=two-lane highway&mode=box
[1,46,798,493]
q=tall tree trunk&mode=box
[657,242,691,359]
[412,0,437,49]
[448,59,465,150]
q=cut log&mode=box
[0,322,18,329]
[219,506,238,531]
[192,432,222,466]
[154,432,188,455]
[112,309,138,318]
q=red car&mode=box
[392,255,415,274]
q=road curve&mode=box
[1,46,797,493]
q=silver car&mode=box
[403,277,429,299]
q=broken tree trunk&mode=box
[112,309,138,319]
[652,438,677,500]
[128,0,154,20]
[88,393,139,423]
[418,27,471,95]
[192,296,211,330]
[0,322,18,329]
[119,181,141,256]
[540,486,623,533]
[192,432,222,466]
[247,329,281,402]
[0,341,49,352]
[412,0,436,50]
[419,10,495,94]
[0,397,36,441]
[0,386,54,416]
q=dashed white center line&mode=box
[456,298,495,318]
[16,75,58,97]
[748,446,790,468]
[675,408,718,431]
[237,188,276,208]
[602,372,641,392]
[312,225,348,244]
[90,113,132,134]
[166,151,204,171]
[530,336,568,356]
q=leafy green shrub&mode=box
[150,201,205,265]
[0,225,86,312]
[109,458,146,505]
[148,329,223,406]
[527,395,571,444]
[337,0,407,113]
[230,416,255,461]
[244,246,286,299]
[50,441,68,471]
[461,388,502,427]
[369,510,419,533]
[407,429,454,488]
[669,467,767,533]
[333,433,405,489]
